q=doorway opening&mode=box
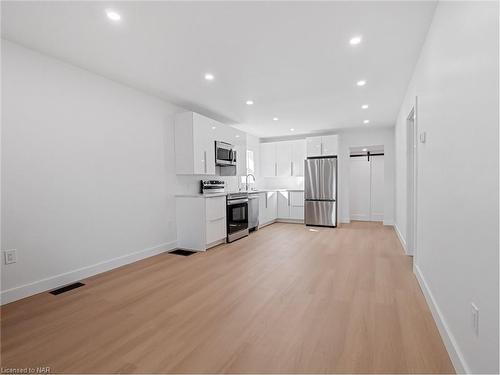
[407,105,417,256]
[349,145,384,222]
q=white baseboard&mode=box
[258,219,276,229]
[414,264,469,374]
[0,240,177,305]
[383,219,394,226]
[394,223,407,253]
[340,217,351,224]
[350,214,370,221]
[275,218,303,224]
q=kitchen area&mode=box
[175,110,339,252]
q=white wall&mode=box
[394,2,499,373]
[1,41,179,303]
[338,127,395,225]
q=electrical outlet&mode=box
[4,249,17,265]
[471,302,479,337]
[419,132,426,143]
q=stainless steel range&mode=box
[200,180,225,194]
[226,192,249,242]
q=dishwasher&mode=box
[248,193,259,231]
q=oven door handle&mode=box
[227,198,248,205]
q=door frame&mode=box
[406,98,418,257]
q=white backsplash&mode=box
[262,177,304,190]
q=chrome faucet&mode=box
[245,174,256,191]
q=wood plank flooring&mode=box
[0,222,454,373]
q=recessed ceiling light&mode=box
[290,128,295,132]
[211,126,216,130]
[362,148,368,152]
[246,100,254,105]
[363,120,370,124]
[273,117,279,121]
[361,104,369,109]
[105,9,121,21]
[357,80,366,86]
[235,135,240,138]
[349,36,362,45]
[204,73,214,81]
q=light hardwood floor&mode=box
[0,222,454,373]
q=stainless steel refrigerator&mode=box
[304,156,337,227]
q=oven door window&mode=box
[227,203,248,234]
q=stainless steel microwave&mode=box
[215,141,237,166]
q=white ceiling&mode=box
[1,1,436,138]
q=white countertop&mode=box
[175,188,304,198]
[175,192,227,198]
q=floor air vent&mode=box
[49,282,85,295]
[169,249,196,256]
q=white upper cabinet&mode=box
[321,135,339,156]
[174,112,248,176]
[276,141,293,177]
[233,130,247,176]
[290,139,306,176]
[306,136,323,157]
[261,139,306,177]
[175,112,216,175]
[260,142,277,177]
[306,135,338,157]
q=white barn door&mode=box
[349,156,371,221]
[349,154,385,222]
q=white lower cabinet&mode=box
[277,191,291,219]
[260,190,304,224]
[289,191,304,220]
[277,191,304,220]
[258,191,277,227]
[176,195,226,251]
[205,196,226,245]
[206,218,226,245]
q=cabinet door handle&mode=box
[204,150,207,173]
[320,142,323,156]
[265,194,268,208]
[275,162,277,176]
[291,161,293,176]
[288,193,290,206]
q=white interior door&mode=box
[370,155,385,221]
[349,156,371,221]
